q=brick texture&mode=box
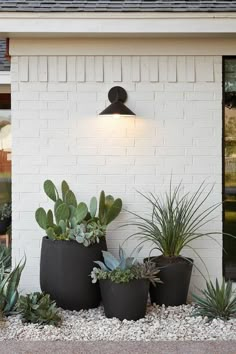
[11,54,222,294]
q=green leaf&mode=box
[65,190,77,208]
[43,180,58,202]
[90,197,97,218]
[106,198,122,225]
[98,191,105,224]
[61,180,70,202]
[54,198,63,216]
[75,202,88,223]
[46,227,55,240]
[55,203,70,224]
[46,210,54,227]
[35,208,47,230]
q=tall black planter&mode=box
[148,256,193,306]
[100,279,149,321]
[0,218,11,235]
[40,236,107,311]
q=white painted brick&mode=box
[12,53,223,293]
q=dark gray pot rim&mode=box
[42,235,106,247]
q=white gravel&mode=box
[0,305,236,341]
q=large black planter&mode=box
[148,256,193,306]
[99,279,149,321]
[0,218,11,235]
[40,236,107,311]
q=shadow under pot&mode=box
[40,236,107,311]
[146,256,193,307]
[0,217,11,235]
[99,278,149,321]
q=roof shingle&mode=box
[0,0,236,12]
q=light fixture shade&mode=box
[99,86,135,116]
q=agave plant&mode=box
[91,247,160,285]
[0,259,25,316]
[192,279,236,321]
[126,181,220,258]
[35,180,122,246]
[0,245,11,271]
[17,292,61,326]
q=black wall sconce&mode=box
[99,86,135,116]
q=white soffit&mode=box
[1,12,236,37]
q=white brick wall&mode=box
[11,54,222,294]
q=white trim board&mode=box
[10,37,236,56]
[1,12,236,37]
[0,72,10,84]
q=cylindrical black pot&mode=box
[147,256,193,306]
[100,278,149,321]
[0,218,11,235]
[40,236,107,311]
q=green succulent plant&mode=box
[192,279,236,321]
[0,259,25,316]
[0,245,11,271]
[17,292,61,326]
[35,180,122,246]
[91,247,160,285]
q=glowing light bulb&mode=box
[113,114,120,119]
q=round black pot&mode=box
[99,278,149,321]
[40,236,107,311]
[147,256,193,306]
[0,218,11,235]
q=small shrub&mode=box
[17,292,61,326]
[193,279,236,321]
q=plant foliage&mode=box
[0,203,11,221]
[192,279,236,321]
[35,180,122,246]
[91,247,160,285]
[17,292,61,326]
[0,259,25,316]
[127,181,220,257]
[0,245,11,271]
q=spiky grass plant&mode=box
[127,181,220,258]
[193,279,236,321]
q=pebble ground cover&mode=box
[0,305,236,341]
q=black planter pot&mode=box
[40,236,107,311]
[0,218,11,235]
[147,256,193,306]
[99,278,149,321]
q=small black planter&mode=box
[40,236,107,311]
[99,279,149,321]
[0,218,11,235]
[147,256,193,306]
